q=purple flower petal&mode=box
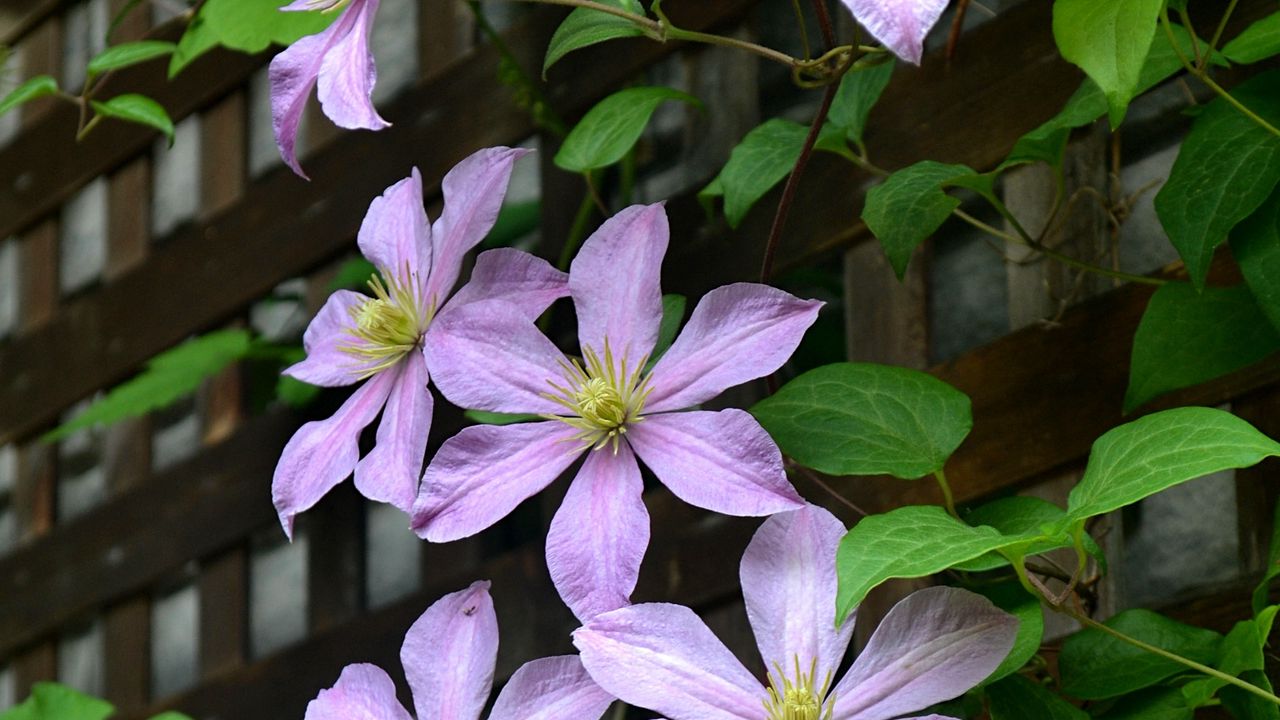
[570,203,667,371]
[841,0,948,64]
[424,299,569,415]
[354,351,431,512]
[315,0,389,131]
[402,581,498,720]
[627,409,803,517]
[412,421,582,541]
[269,28,331,178]
[304,663,413,720]
[446,248,569,320]
[830,587,1018,720]
[273,366,398,539]
[547,445,649,622]
[574,603,765,720]
[741,504,853,680]
[357,169,431,294]
[283,290,380,387]
[643,283,822,413]
[425,147,533,308]
[489,655,615,720]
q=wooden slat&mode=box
[0,0,757,446]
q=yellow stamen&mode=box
[762,656,835,720]
[540,338,654,453]
[339,265,432,379]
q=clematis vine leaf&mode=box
[555,86,700,173]
[543,0,647,75]
[87,40,176,79]
[827,58,895,147]
[1253,498,1280,616]
[44,330,253,442]
[954,496,1099,573]
[1125,282,1280,413]
[987,674,1087,720]
[752,362,971,479]
[1222,11,1280,65]
[90,93,175,143]
[1065,407,1280,525]
[1051,0,1164,127]
[0,682,114,720]
[862,161,974,278]
[834,505,1032,620]
[707,118,808,228]
[1154,70,1280,290]
[1059,609,1222,699]
[1099,687,1195,719]
[0,75,58,117]
[973,581,1045,687]
[1230,185,1280,333]
[169,0,337,77]
[648,293,686,368]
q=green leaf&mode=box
[1230,185,1280,333]
[1220,670,1280,720]
[170,0,338,77]
[1124,282,1280,412]
[554,86,700,173]
[649,294,685,368]
[987,674,1088,720]
[955,496,1095,572]
[1060,609,1222,699]
[834,505,1029,620]
[87,40,176,78]
[1,683,115,720]
[0,75,58,117]
[464,410,540,425]
[148,714,196,720]
[1154,71,1280,289]
[1223,12,1280,65]
[327,257,377,292]
[1051,0,1164,127]
[1065,406,1280,523]
[973,581,1045,686]
[482,199,542,249]
[827,59,895,146]
[91,94,175,142]
[751,362,972,479]
[712,119,809,228]
[862,161,974,278]
[1100,688,1195,720]
[276,374,321,408]
[1253,497,1280,615]
[45,330,253,442]
[543,0,647,75]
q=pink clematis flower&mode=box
[413,202,821,622]
[270,0,389,178]
[841,0,948,64]
[573,504,1019,720]
[273,147,569,538]
[305,581,615,720]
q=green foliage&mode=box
[702,119,809,228]
[987,674,1088,720]
[1098,688,1195,720]
[826,59,895,147]
[1253,498,1280,615]
[1154,70,1280,289]
[862,161,973,278]
[973,581,1044,686]
[649,293,686,367]
[955,496,1099,572]
[554,86,700,173]
[1181,605,1279,708]
[0,683,193,720]
[482,199,542,249]
[327,257,378,291]
[87,41,176,79]
[464,410,540,425]
[1222,12,1280,65]
[0,75,58,117]
[1230,186,1280,332]
[170,0,337,77]
[1050,0,1164,127]
[1065,406,1280,524]
[835,505,1030,621]
[751,362,972,479]
[1059,609,1223,699]
[91,94,175,143]
[45,330,253,442]
[543,0,647,75]
[1125,282,1280,412]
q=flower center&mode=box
[763,657,834,720]
[340,269,431,379]
[542,339,654,453]
[297,0,352,12]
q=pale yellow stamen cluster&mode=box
[299,0,352,12]
[763,657,835,720]
[542,340,654,453]
[340,267,432,379]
